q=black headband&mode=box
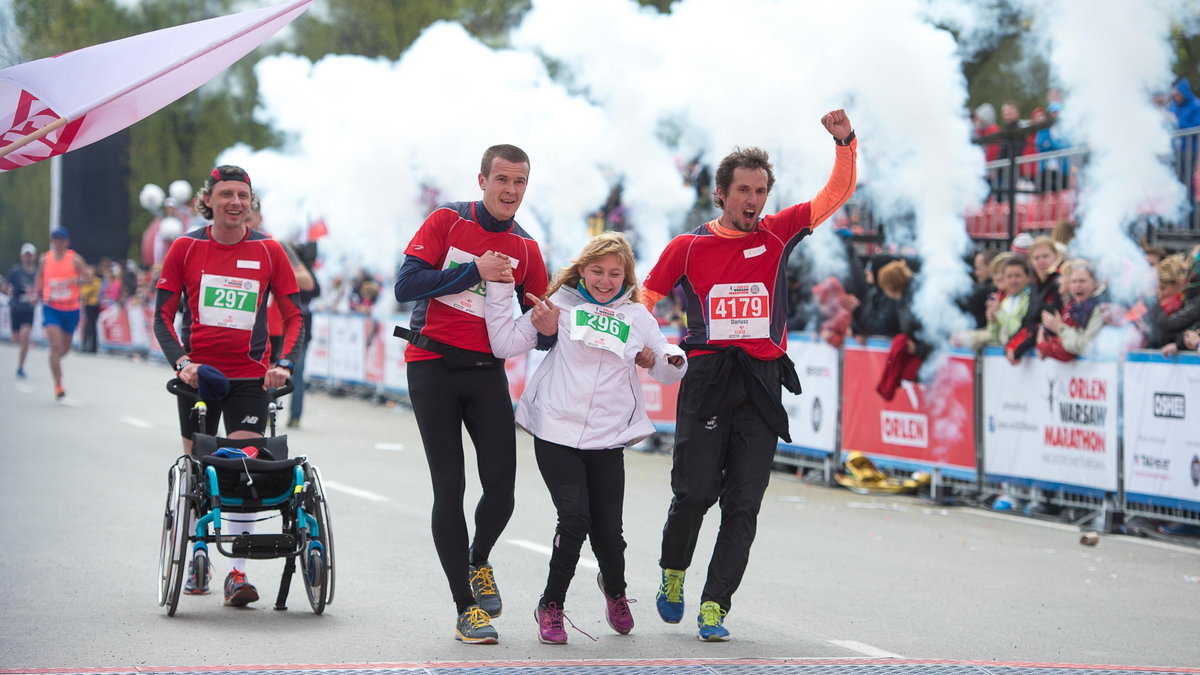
[207,165,251,188]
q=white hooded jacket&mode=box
[485,281,686,450]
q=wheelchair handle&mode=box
[167,377,199,403]
[167,377,294,401]
[271,379,295,399]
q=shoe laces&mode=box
[462,606,491,629]
[469,565,497,595]
[229,570,247,584]
[660,571,684,602]
[699,602,727,627]
[610,595,636,619]
[541,603,598,642]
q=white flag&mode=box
[0,0,313,172]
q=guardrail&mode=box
[5,301,1197,534]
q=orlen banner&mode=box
[781,332,839,456]
[1122,351,1200,509]
[982,347,1118,491]
[840,339,976,472]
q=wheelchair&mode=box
[158,378,336,616]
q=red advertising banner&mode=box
[99,303,131,346]
[840,341,976,470]
[505,353,528,402]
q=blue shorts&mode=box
[10,306,34,329]
[41,306,80,335]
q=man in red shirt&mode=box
[154,165,303,607]
[640,110,857,641]
[394,144,550,644]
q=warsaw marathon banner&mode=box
[1122,352,1200,509]
[982,348,1118,492]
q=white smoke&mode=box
[218,0,1199,337]
[1025,0,1189,303]
[516,0,985,340]
[220,20,645,283]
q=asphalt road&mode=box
[1,343,1197,670]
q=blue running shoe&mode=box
[655,568,685,623]
[468,562,502,618]
[456,605,499,644]
[697,600,729,641]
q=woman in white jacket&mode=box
[484,232,686,644]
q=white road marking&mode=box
[508,538,598,570]
[964,508,1079,531]
[15,384,34,393]
[321,480,390,503]
[120,415,154,429]
[374,442,406,451]
[963,509,1200,555]
[829,639,904,658]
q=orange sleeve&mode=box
[808,137,858,229]
[640,286,665,313]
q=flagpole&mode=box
[0,116,68,159]
[49,153,62,232]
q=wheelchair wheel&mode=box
[157,459,190,615]
[300,464,335,614]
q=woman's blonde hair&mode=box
[1158,254,1188,286]
[546,231,640,302]
[989,251,1014,279]
[1030,235,1060,257]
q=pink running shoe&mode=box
[535,602,568,644]
[597,572,635,635]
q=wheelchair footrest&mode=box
[230,534,297,559]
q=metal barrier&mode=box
[8,298,1199,537]
[840,126,1200,248]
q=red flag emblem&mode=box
[0,90,85,171]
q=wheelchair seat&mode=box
[192,433,291,460]
[192,434,304,507]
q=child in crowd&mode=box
[483,232,687,645]
[874,260,931,399]
[952,256,1032,350]
[1006,236,1064,363]
[1037,259,1105,360]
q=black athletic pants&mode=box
[533,437,627,607]
[407,358,517,614]
[659,352,780,612]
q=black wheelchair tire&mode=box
[159,460,189,615]
[300,464,334,614]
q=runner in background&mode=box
[244,194,316,430]
[6,242,39,379]
[33,227,87,400]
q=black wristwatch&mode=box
[834,130,856,146]
[175,358,192,372]
[275,358,295,372]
